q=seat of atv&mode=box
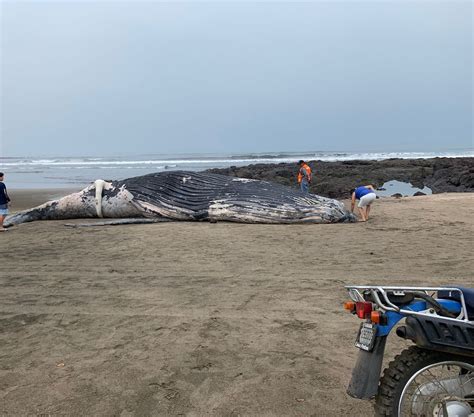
[438,287,474,320]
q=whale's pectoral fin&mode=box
[129,200,180,219]
[64,218,171,228]
[94,179,106,218]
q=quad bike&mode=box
[344,285,474,416]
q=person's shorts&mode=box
[358,193,376,208]
[0,204,9,216]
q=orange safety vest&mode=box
[297,163,312,184]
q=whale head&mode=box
[4,180,142,227]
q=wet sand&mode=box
[0,190,473,416]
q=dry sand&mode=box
[0,190,473,416]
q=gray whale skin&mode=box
[5,171,356,226]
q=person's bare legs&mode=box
[366,204,371,220]
[0,215,6,230]
[358,206,367,222]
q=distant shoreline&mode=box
[2,151,473,189]
[4,156,474,197]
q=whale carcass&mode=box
[5,171,356,226]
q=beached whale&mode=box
[5,171,356,226]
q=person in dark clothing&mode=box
[0,172,11,231]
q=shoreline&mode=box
[7,188,80,212]
[3,157,474,198]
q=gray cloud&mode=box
[1,1,472,157]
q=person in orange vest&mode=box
[297,160,312,193]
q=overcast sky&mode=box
[1,1,472,157]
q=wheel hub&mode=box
[432,399,472,417]
[398,359,474,417]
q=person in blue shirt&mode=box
[0,172,11,231]
[351,185,376,222]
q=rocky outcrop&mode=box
[206,157,474,199]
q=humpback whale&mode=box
[5,171,356,226]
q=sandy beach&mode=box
[1,190,473,416]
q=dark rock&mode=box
[413,191,426,196]
[206,157,473,199]
[391,193,403,198]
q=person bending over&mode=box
[351,185,376,222]
[0,172,11,231]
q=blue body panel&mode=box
[375,299,462,336]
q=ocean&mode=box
[1,150,472,189]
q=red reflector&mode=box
[356,301,373,319]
